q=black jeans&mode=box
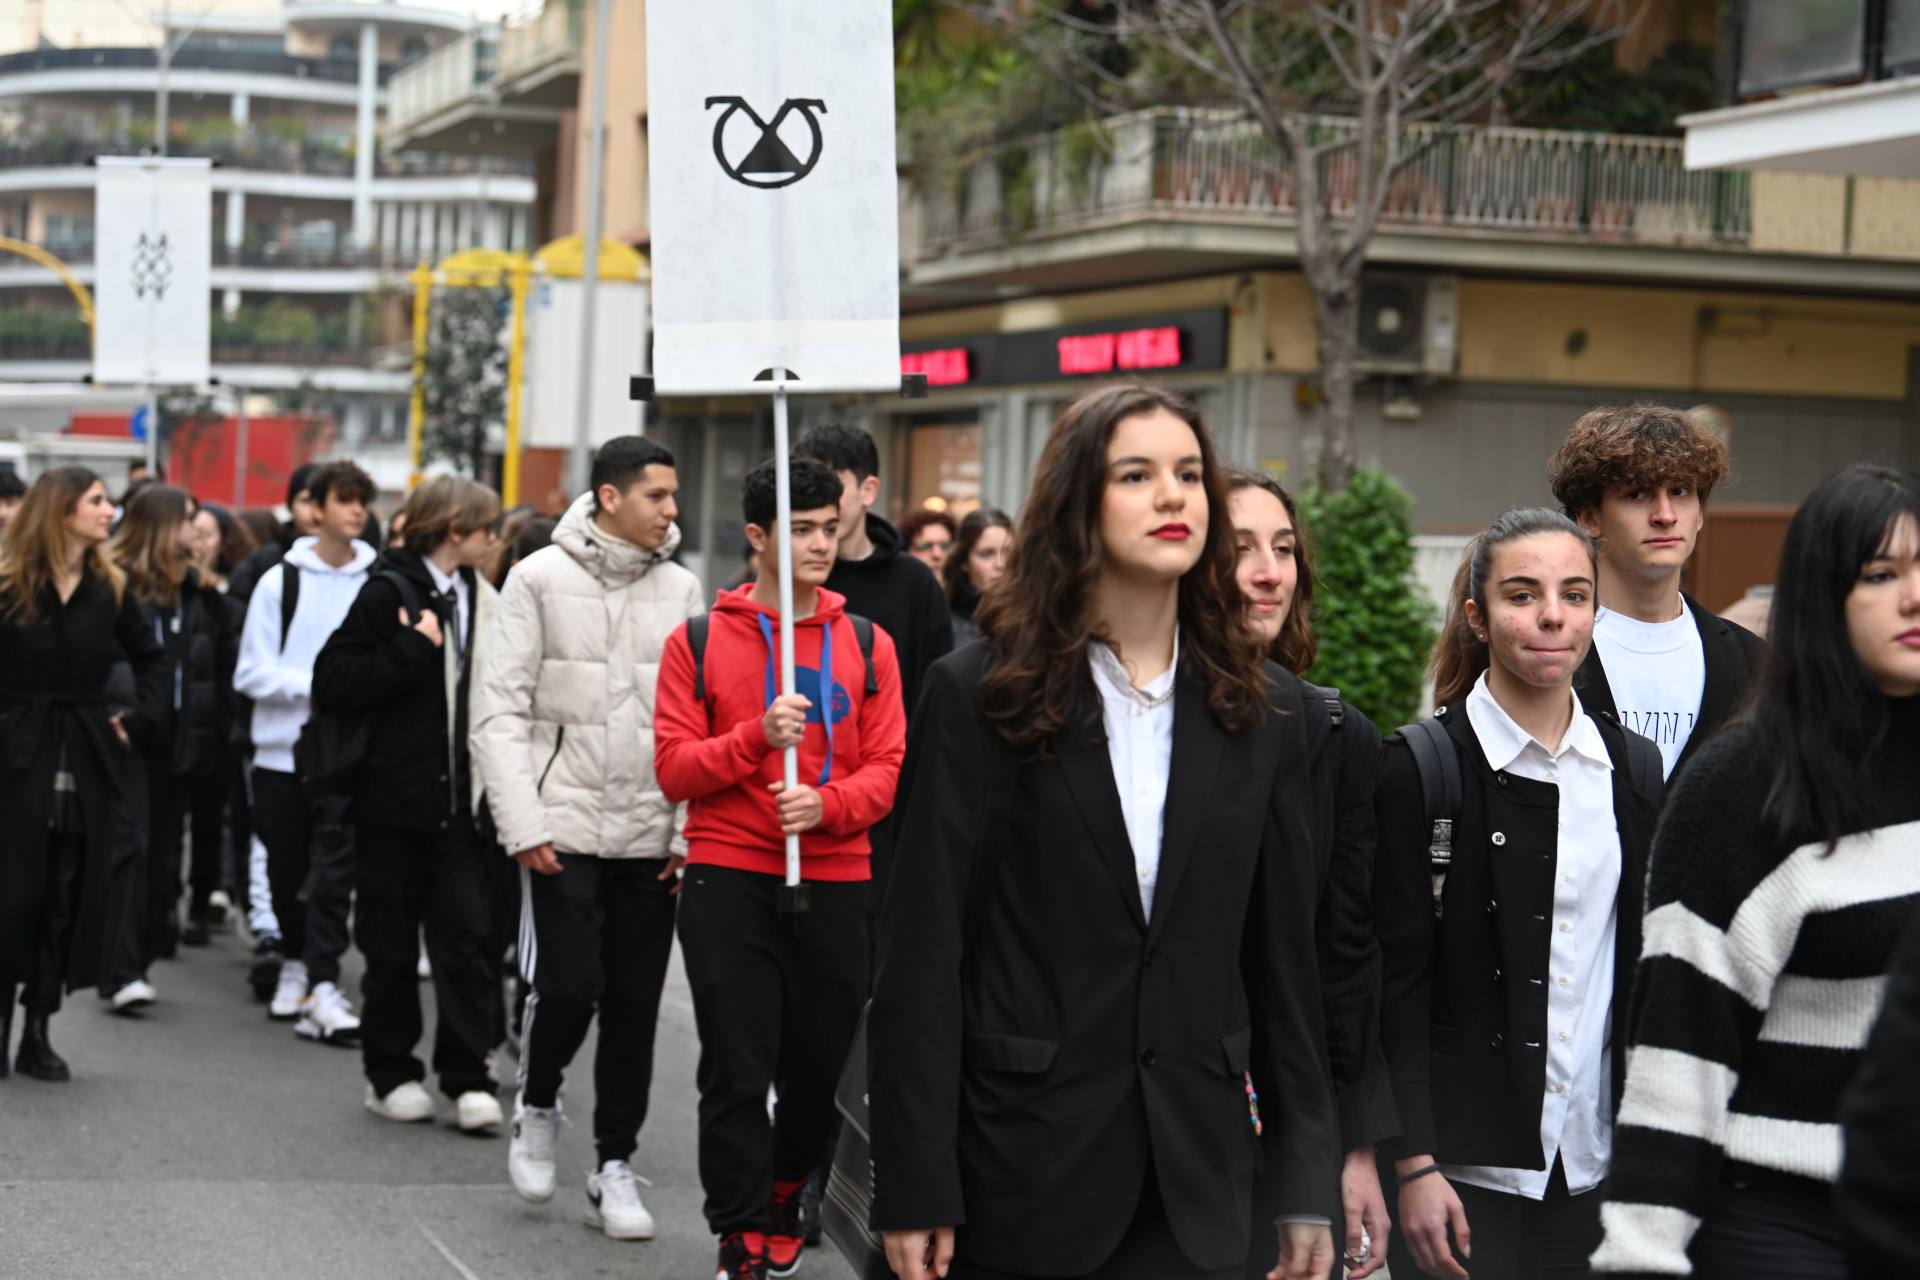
[1386,1158,1602,1280]
[518,852,677,1165]
[140,744,183,970]
[354,822,498,1099]
[677,865,869,1237]
[8,830,87,1016]
[185,761,226,916]
[1690,1168,1846,1280]
[251,767,354,985]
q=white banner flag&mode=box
[93,157,212,387]
[646,0,900,396]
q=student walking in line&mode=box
[1227,470,1394,1279]
[1547,406,1762,779]
[314,475,505,1132]
[0,468,167,1080]
[1590,465,1920,1280]
[870,384,1340,1280]
[943,507,1012,649]
[232,460,377,1043]
[1375,509,1664,1280]
[181,501,249,940]
[104,485,239,1010]
[897,508,955,579]
[471,436,703,1238]
[654,455,907,1280]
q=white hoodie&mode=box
[233,535,377,772]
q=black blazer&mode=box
[868,644,1339,1275]
[1374,702,1660,1168]
[1576,593,1762,780]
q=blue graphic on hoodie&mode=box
[756,612,852,786]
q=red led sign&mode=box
[901,348,972,387]
[1056,325,1183,377]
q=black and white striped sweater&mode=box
[1591,696,1920,1277]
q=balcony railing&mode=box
[909,110,1754,261]
[387,34,498,134]
[0,45,383,86]
[498,0,582,84]
[0,128,530,180]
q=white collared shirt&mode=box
[1444,671,1622,1200]
[423,557,468,654]
[1088,631,1179,923]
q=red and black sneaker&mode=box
[716,1231,769,1280]
[767,1177,808,1277]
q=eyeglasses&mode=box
[911,540,952,553]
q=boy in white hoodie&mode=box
[234,461,377,1043]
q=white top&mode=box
[1593,604,1704,780]
[1445,672,1622,1200]
[1088,632,1179,923]
[424,557,469,654]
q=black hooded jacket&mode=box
[131,569,240,775]
[822,513,952,724]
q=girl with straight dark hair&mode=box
[1591,464,1920,1280]
[0,467,166,1079]
[870,383,1339,1280]
[1226,470,1393,1278]
[942,506,1013,648]
[106,485,238,1003]
[1376,508,1663,1280]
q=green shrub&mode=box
[1300,468,1438,733]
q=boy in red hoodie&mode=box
[655,456,906,1280]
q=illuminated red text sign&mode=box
[901,348,972,387]
[1055,326,1183,377]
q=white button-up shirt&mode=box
[1088,632,1178,923]
[1443,671,1621,1200]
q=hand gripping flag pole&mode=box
[769,377,806,913]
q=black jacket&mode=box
[823,513,952,723]
[1576,593,1762,780]
[311,549,477,834]
[869,645,1340,1274]
[0,569,168,992]
[1374,702,1661,1167]
[1838,909,1920,1275]
[132,571,240,776]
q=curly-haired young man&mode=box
[1547,405,1763,780]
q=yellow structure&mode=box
[0,236,95,348]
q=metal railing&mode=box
[0,45,381,85]
[498,0,582,84]
[0,127,530,180]
[910,110,1755,260]
[387,34,498,134]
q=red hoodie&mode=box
[654,584,906,881]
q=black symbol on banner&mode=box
[130,232,173,300]
[705,96,827,189]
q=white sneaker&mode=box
[584,1160,655,1241]
[508,1093,561,1203]
[268,960,308,1021]
[417,941,432,980]
[454,1090,503,1134]
[109,978,157,1014]
[366,1081,435,1123]
[294,981,361,1044]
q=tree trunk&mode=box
[1313,275,1360,493]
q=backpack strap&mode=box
[1398,715,1463,920]
[1301,680,1344,730]
[1616,718,1665,812]
[687,615,711,704]
[277,562,300,654]
[848,614,878,698]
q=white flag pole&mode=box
[771,378,807,913]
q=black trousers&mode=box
[139,744,183,971]
[518,852,676,1164]
[185,761,226,916]
[6,829,87,1016]
[1690,1169,1847,1280]
[677,865,869,1237]
[251,767,355,985]
[951,1167,1240,1280]
[354,821,498,1099]
[1386,1157,1601,1280]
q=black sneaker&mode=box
[249,935,284,1002]
[797,1166,826,1247]
[716,1231,768,1280]
[182,911,212,947]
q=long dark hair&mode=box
[977,382,1269,752]
[1745,463,1920,848]
[110,484,196,606]
[943,507,1013,603]
[1431,507,1596,710]
[1226,469,1318,675]
[0,466,123,621]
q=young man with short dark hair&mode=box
[654,456,907,1280]
[1547,405,1762,779]
[472,434,704,1238]
[233,459,378,1043]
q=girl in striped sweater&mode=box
[1591,463,1920,1279]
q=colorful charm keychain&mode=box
[1244,1072,1263,1137]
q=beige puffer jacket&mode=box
[471,494,705,859]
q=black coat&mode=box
[868,645,1340,1274]
[1373,702,1660,1168]
[1575,593,1762,780]
[1838,908,1920,1275]
[0,568,168,992]
[132,571,240,776]
[311,549,477,834]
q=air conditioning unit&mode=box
[1355,274,1459,378]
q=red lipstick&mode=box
[1150,523,1191,541]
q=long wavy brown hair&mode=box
[0,466,124,622]
[111,484,197,606]
[976,382,1270,752]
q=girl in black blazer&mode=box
[1374,509,1661,1280]
[1227,470,1393,1279]
[870,383,1339,1280]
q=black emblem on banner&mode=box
[705,97,827,189]
[130,232,173,300]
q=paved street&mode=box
[0,927,766,1280]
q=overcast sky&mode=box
[2,0,526,54]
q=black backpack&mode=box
[289,565,425,799]
[1398,708,1661,919]
[683,612,879,704]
